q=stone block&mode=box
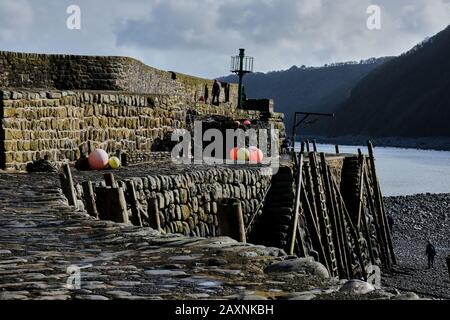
[3,107,16,117]
[181,205,190,220]
[5,152,14,163]
[47,92,62,99]
[156,193,165,209]
[4,141,17,152]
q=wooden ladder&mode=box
[309,152,339,277]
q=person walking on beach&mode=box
[426,240,437,269]
[212,80,221,105]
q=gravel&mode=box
[383,193,450,299]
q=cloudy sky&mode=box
[1,0,449,78]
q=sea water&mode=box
[295,143,450,196]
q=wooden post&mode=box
[305,140,311,153]
[328,166,352,279]
[300,141,305,154]
[356,154,376,266]
[330,169,368,280]
[82,181,98,218]
[104,173,117,188]
[125,180,143,227]
[368,141,397,265]
[335,145,340,154]
[303,162,319,225]
[301,181,328,268]
[312,140,318,152]
[356,155,365,229]
[217,198,246,243]
[363,166,389,267]
[359,154,375,264]
[148,198,161,231]
[296,220,308,258]
[95,186,129,223]
[293,150,298,169]
[59,164,77,206]
[289,153,304,255]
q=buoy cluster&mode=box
[229,146,264,164]
[229,120,264,164]
[88,149,121,170]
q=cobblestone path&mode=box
[0,173,336,300]
[0,172,417,300]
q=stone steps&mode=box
[249,165,296,250]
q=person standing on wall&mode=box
[426,240,437,269]
[204,84,209,104]
[281,137,291,154]
[212,80,221,106]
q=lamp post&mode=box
[291,111,335,155]
[231,48,254,109]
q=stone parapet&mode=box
[0,51,238,102]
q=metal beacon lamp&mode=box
[230,48,254,109]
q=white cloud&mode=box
[420,0,450,32]
[297,0,322,16]
[0,0,449,78]
[0,0,33,41]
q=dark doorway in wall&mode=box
[0,91,5,170]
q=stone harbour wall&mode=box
[0,51,123,91]
[0,51,285,171]
[1,90,185,170]
[0,89,284,170]
[0,51,238,103]
[74,167,272,238]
